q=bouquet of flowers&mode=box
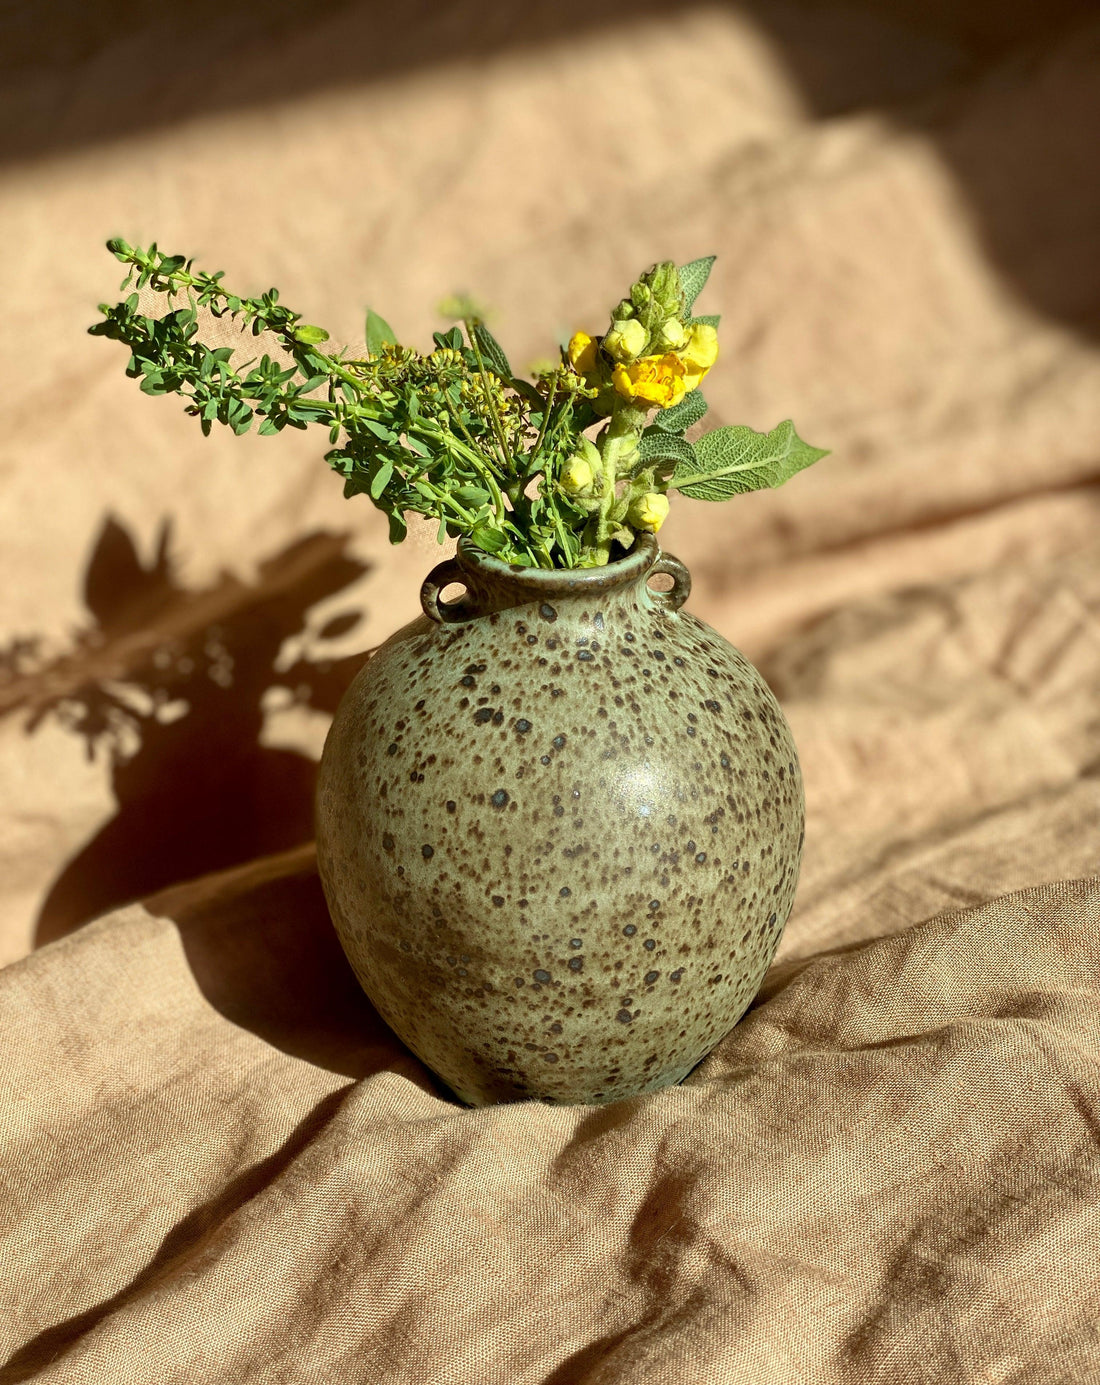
[92,243,827,568]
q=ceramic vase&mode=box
[315,534,804,1106]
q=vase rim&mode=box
[453,534,661,594]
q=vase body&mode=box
[315,535,804,1106]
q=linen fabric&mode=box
[2,2,1099,1381]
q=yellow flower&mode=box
[567,330,598,376]
[611,353,687,409]
[628,492,670,532]
[678,322,719,393]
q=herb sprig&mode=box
[91,241,827,568]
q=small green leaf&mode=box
[293,323,330,345]
[651,391,708,433]
[670,420,829,501]
[511,379,545,410]
[469,523,510,555]
[387,510,408,544]
[257,416,280,436]
[366,308,398,354]
[370,459,394,499]
[677,256,716,314]
[452,485,492,507]
[690,313,720,330]
[470,321,512,379]
[296,373,329,394]
[359,418,396,442]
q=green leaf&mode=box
[469,523,510,555]
[690,313,720,330]
[297,349,330,376]
[670,420,829,501]
[359,417,397,442]
[639,429,697,470]
[257,416,280,436]
[470,321,511,379]
[433,327,464,353]
[677,256,716,314]
[651,391,708,433]
[369,459,394,500]
[452,485,492,507]
[293,323,329,345]
[366,308,397,354]
[387,510,408,544]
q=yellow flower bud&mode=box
[567,330,598,376]
[679,322,719,392]
[657,318,688,351]
[561,456,594,494]
[602,317,648,363]
[628,492,670,533]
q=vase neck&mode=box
[418,535,691,625]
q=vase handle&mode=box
[645,551,691,612]
[421,558,474,624]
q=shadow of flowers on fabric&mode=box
[4,513,372,947]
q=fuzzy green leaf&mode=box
[638,429,697,472]
[677,256,716,314]
[670,420,829,501]
[690,313,720,330]
[651,391,708,434]
[470,321,512,379]
[366,308,397,354]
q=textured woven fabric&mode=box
[2,3,1099,1381]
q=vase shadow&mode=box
[146,850,457,1088]
[2,512,372,948]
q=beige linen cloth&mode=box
[2,3,1099,1381]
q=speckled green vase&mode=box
[315,534,804,1106]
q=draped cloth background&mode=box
[1,3,1099,1381]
